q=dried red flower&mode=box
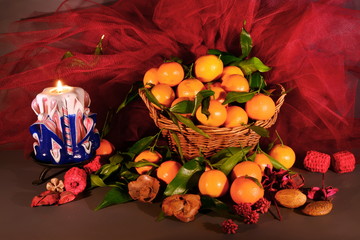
[233,203,252,216]
[64,167,87,195]
[243,211,260,224]
[83,156,103,174]
[307,186,338,201]
[58,191,76,205]
[221,219,238,234]
[262,168,304,193]
[31,190,60,207]
[253,197,271,214]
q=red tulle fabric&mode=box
[0,0,359,157]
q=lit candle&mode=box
[30,81,100,164]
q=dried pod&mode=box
[128,175,160,202]
[302,201,333,216]
[46,178,65,193]
[275,189,307,208]
[162,194,201,222]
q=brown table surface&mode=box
[0,149,359,240]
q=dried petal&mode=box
[162,194,201,222]
[128,175,160,202]
[64,167,87,195]
[46,178,65,192]
[58,191,76,205]
[307,186,338,201]
[31,190,60,207]
[84,156,103,174]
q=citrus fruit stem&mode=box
[275,130,284,146]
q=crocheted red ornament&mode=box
[332,151,356,173]
[303,151,330,173]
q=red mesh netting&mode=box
[0,0,359,156]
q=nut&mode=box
[302,201,333,216]
[275,189,307,208]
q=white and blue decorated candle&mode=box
[30,81,100,164]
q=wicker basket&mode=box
[139,85,286,159]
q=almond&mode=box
[275,189,307,208]
[302,201,333,216]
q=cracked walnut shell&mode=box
[162,194,201,222]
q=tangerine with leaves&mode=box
[245,93,276,120]
[157,62,184,87]
[143,68,158,88]
[171,97,192,117]
[224,106,248,128]
[230,176,264,204]
[198,169,229,198]
[176,78,205,99]
[231,161,262,182]
[134,150,162,174]
[151,83,175,108]
[221,66,244,81]
[269,144,296,169]
[254,153,273,173]
[156,160,182,184]
[221,74,250,92]
[208,84,226,104]
[96,139,115,156]
[195,55,223,82]
[195,99,227,127]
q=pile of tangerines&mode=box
[143,54,277,127]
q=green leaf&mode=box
[116,82,142,114]
[98,164,120,180]
[218,146,251,175]
[95,187,132,211]
[142,88,163,109]
[156,211,166,222]
[119,168,139,181]
[223,91,255,105]
[192,90,214,117]
[261,151,288,170]
[90,174,107,188]
[237,57,271,75]
[248,125,270,137]
[170,130,184,163]
[100,110,114,139]
[207,49,241,65]
[173,113,210,138]
[239,26,253,60]
[210,147,243,164]
[164,158,205,196]
[200,196,241,220]
[109,153,126,165]
[200,195,230,212]
[170,100,194,114]
[62,51,74,59]
[128,135,156,155]
[126,160,159,169]
[249,72,266,90]
[245,176,263,189]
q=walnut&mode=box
[162,194,201,222]
[46,178,65,193]
[128,175,160,202]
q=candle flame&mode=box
[56,80,63,93]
